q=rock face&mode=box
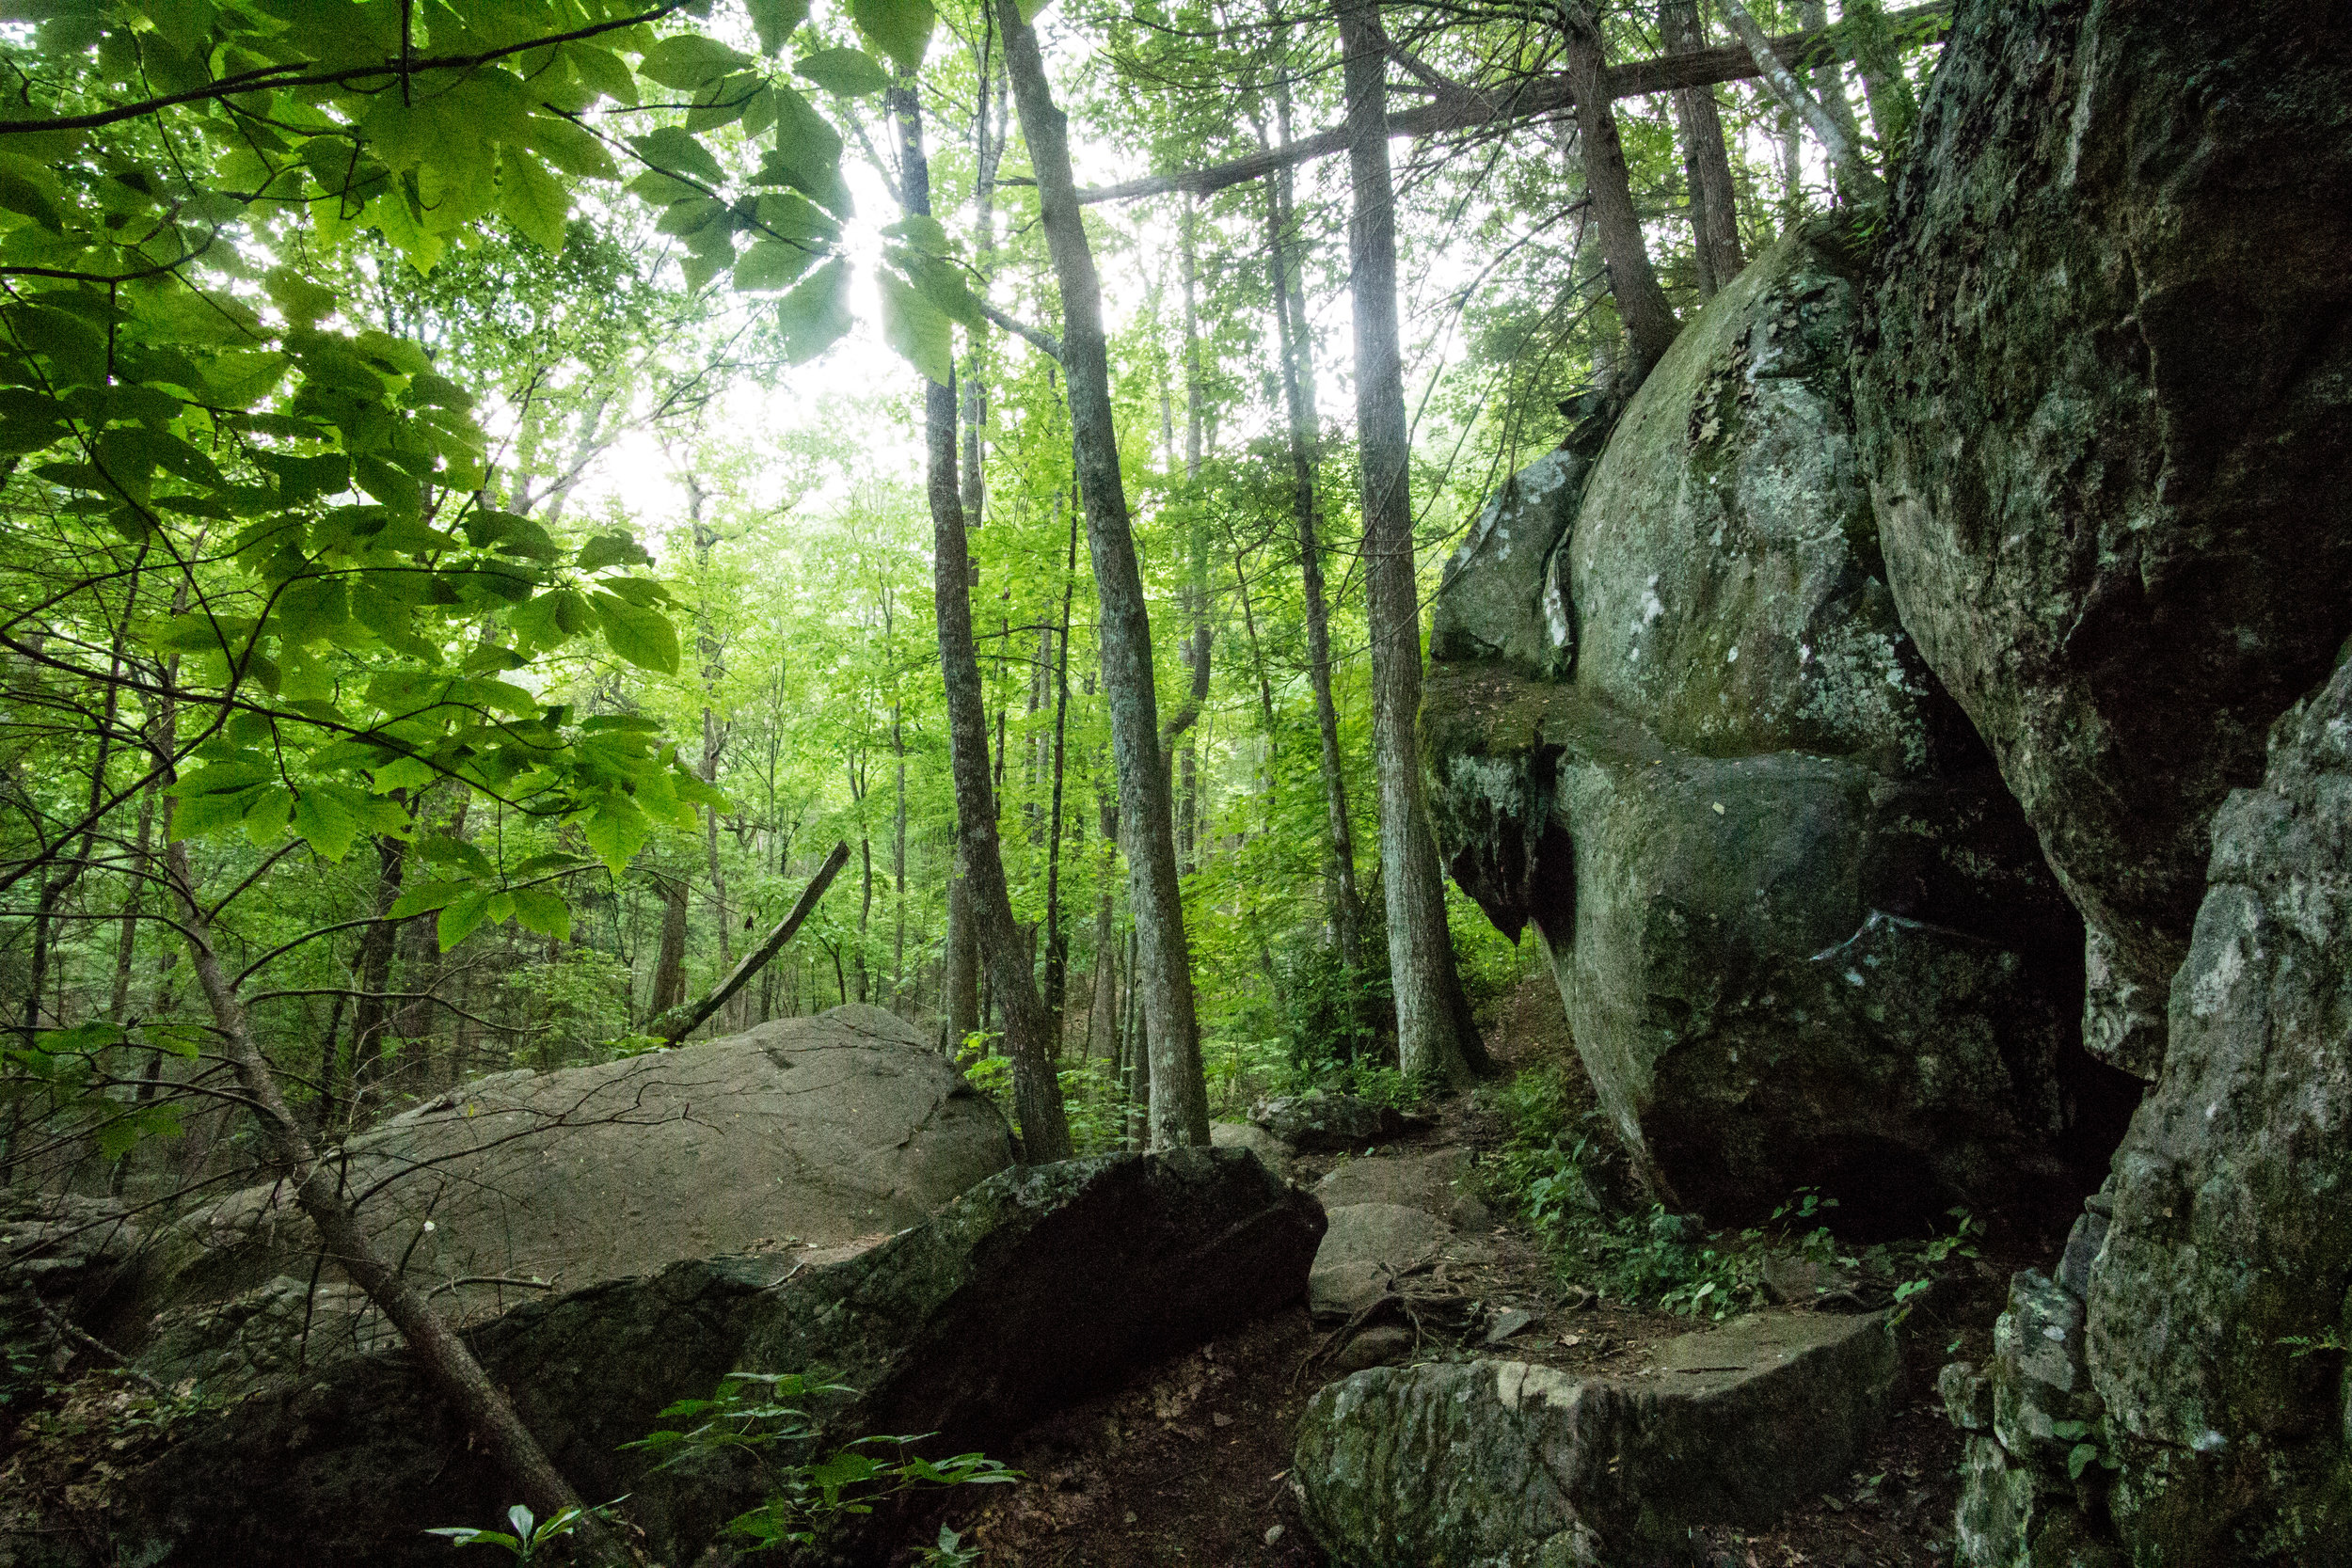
[1249,1091,1407,1153]
[1426,226,2119,1234]
[1293,1312,1898,1566]
[127,1004,1012,1374]
[1857,0,2352,1078]
[8,1148,1323,1567]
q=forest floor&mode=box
[898,974,2000,1567]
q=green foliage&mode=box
[622,1370,1017,1552]
[424,1502,591,1561]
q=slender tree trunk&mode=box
[892,706,908,1006]
[164,838,619,1561]
[1175,202,1207,875]
[896,77,1073,1162]
[1041,509,1078,1047]
[998,0,1209,1148]
[1263,159,1366,982]
[1340,0,1495,1089]
[648,875,690,1019]
[1089,795,1119,1069]
[1559,0,1679,384]
[1724,0,1883,201]
[1661,0,1743,297]
[107,777,156,1022]
[347,831,408,1096]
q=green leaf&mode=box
[389,879,469,920]
[578,531,653,571]
[850,0,934,71]
[438,890,494,951]
[894,246,988,330]
[0,150,66,230]
[291,784,369,860]
[581,798,651,873]
[639,33,754,89]
[748,0,811,54]
[264,267,339,328]
[501,146,571,251]
[525,116,619,181]
[793,47,891,97]
[878,264,953,385]
[563,43,640,106]
[2067,1442,2098,1481]
[764,87,851,214]
[510,888,572,941]
[732,238,818,293]
[592,592,681,673]
[658,196,729,236]
[882,214,952,255]
[774,258,853,364]
[628,127,726,188]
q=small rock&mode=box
[1251,1092,1405,1152]
[1327,1324,1413,1375]
[1263,1525,1285,1546]
[1484,1308,1535,1344]
[1212,1411,1232,1428]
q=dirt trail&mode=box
[907,975,1985,1566]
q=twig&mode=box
[25,1290,168,1394]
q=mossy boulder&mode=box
[1856,0,2352,1079]
[1427,228,2116,1234]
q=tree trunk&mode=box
[896,78,1073,1162]
[997,0,1210,1148]
[1263,151,1366,986]
[1088,795,1119,1069]
[1340,0,1495,1089]
[1724,0,1883,201]
[107,777,156,1022]
[346,831,408,1100]
[1041,509,1078,1046]
[165,838,620,1563]
[1661,0,1743,297]
[1560,0,1679,384]
[647,875,690,1020]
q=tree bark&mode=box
[997,0,1210,1148]
[346,831,408,1100]
[1661,0,1743,297]
[1340,0,1495,1089]
[1559,0,1678,384]
[647,873,690,1019]
[1724,0,1883,201]
[164,837,620,1562]
[1263,149,1366,989]
[896,78,1073,1162]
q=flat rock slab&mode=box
[130,1004,1012,1377]
[22,1148,1324,1568]
[1315,1148,1492,1229]
[1294,1311,1899,1566]
[1310,1201,1493,1321]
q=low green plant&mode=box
[621,1370,1018,1553]
[2278,1328,2350,1358]
[424,1503,590,1560]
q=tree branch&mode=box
[1075,0,1947,205]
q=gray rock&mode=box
[1250,1091,1405,1153]
[2055,1210,2106,1301]
[1429,443,1591,679]
[1857,0,2352,1080]
[1941,1360,1994,1433]
[1955,1434,2121,1568]
[1210,1118,1297,1179]
[1483,1307,1534,1345]
[1313,1148,1491,1229]
[1426,229,2102,1232]
[10,1148,1323,1567]
[1327,1324,1414,1376]
[130,1004,1012,1370]
[1293,1312,1898,1566]
[2077,654,2352,1560]
[1988,1271,2102,1474]
[1308,1202,1488,1321]
[1,1192,140,1407]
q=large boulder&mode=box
[4,1148,1324,1567]
[1293,1311,1898,1566]
[2074,657,2352,1561]
[1856,0,2352,1078]
[125,1004,1012,1376]
[1427,227,2120,1234]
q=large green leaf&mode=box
[794,47,890,97]
[592,591,680,673]
[578,531,653,570]
[894,246,988,331]
[748,0,811,55]
[500,146,571,252]
[627,127,726,188]
[878,264,952,385]
[581,797,652,874]
[437,889,495,951]
[733,238,818,293]
[764,87,850,215]
[774,258,854,364]
[524,116,619,181]
[851,0,934,71]
[638,33,753,89]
